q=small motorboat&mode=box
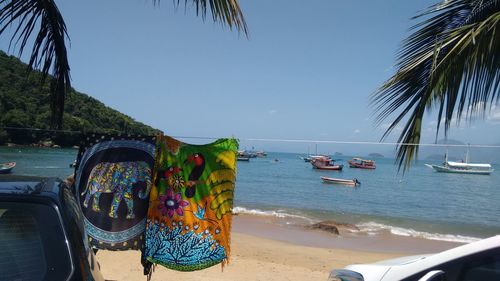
[310,158,343,170]
[300,156,312,162]
[321,176,360,186]
[348,158,376,169]
[0,162,16,174]
[237,157,250,162]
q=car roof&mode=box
[0,175,61,195]
[371,254,431,266]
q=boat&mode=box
[0,162,16,174]
[300,156,312,162]
[238,150,257,158]
[425,145,494,175]
[310,158,343,170]
[237,157,250,162]
[321,176,360,186]
[301,154,332,162]
[348,158,376,169]
[302,145,332,162]
[255,151,267,158]
[425,162,493,175]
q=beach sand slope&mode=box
[97,232,403,281]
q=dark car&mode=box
[0,175,105,281]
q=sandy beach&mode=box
[97,214,462,281]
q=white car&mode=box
[328,235,500,281]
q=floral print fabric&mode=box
[144,135,238,271]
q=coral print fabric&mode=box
[74,134,155,251]
[145,135,238,271]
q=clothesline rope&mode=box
[2,127,500,148]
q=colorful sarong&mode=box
[74,134,155,250]
[144,135,238,271]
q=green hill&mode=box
[0,51,160,146]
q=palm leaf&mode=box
[0,0,70,129]
[167,0,248,36]
[0,0,247,130]
[372,0,500,171]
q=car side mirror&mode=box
[418,270,445,281]
[328,269,364,281]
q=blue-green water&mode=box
[2,147,499,243]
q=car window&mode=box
[0,202,72,281]
[457,250,500,281]
[402,247,500,281]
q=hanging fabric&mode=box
[74,134,156,251]
[144,135,238,271]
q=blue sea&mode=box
[1,147,499,243]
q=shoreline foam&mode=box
[232,213,464,254]
[233,206,479,245]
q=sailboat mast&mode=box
[445,146,448,163]
[466,143,470,163]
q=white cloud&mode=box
[354,129,360,134]
[268,109,278,115]
[487,105,500,124]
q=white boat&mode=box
[300,155,331,162]
[0,162,16,174]
[425,145,494,175]
[321,176,360,186]
[425,162,493,175]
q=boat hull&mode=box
[425,164,493,175]
[321,176,359,186]
[310,159,343,170]
[0,162,16,174]
[313,165,343,170]
[311,161,343,170]
[347,158,376,169]
[348,162,376,169]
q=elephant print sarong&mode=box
[74,134,155,251]
[145,135,238,271]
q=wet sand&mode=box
[97,214,463,281]
[232,214,463,254]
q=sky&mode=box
[1,0,500,156]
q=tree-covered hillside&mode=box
[0,51,160,146]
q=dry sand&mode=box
[96,215,461,281]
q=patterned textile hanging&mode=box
[144,135,238,271]
[74,134,155,251]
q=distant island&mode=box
[0,51,160,147]
[334,152,343,156]
[368,153,384,158]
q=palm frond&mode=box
[372,0,500,171]
[158,0,248,36]
[0,0,70,129]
